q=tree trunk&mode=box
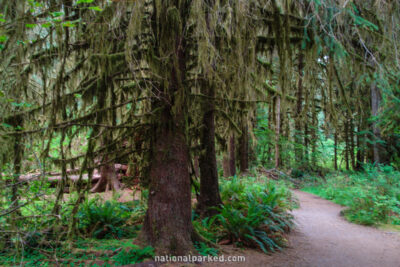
[344,120,350,171]
[304,117,309,167]
[275,96,281,169]
[356,117,366,170]
[11,116,23,213]
[295,53,304,164]
[311,101,317,167]
[371,82,381,164]
[142,111,194,255]
[91,157,121,193]
[91,133,121,193]
[228,135,236,176]
[268,103,273,163]
[193,156,200,178]
[350,118,356,170]
[356,127,362,170]
[142,8,194,253]
[239,122,249,173]
[222,155,230,177]
[334,131,338,170]
[197,84,222,217]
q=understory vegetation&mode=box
[0,174,295,266]
[1,0,400,265]
[302,165,400,226]
[195,176,295,253]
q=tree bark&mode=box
[268,103,274,162]
[11,116,23,213]
[311,101,317,167]
[334,131,338,170]
[295,53,304,164]
[142,6,194,254]
[91,157,121,193]
[239,122,249,173]
[344,120,350,171]
[197,0,222,216]
[304,117,309,167]
[142,110,194,255]
[275,96,281,169]
[350,117,356,170]
[371,82,382,164]
[356,129,362,170]
[228,135,236,176]
[222,155,230,177]
[197,84,222,217]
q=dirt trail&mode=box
[210,190,400,267]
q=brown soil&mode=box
[206,190,400,267]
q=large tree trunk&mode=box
[141,5,194,253]
[295,53,304,164]
[197,0,222,215]
[197,84,222,217]
[142,111,194,255]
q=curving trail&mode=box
[210,190,400,267]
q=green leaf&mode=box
[11,102,32,108]
[25,24,37,28]
[77,0,94,3]
[0,35,7,43]
[41,22,52,28]
[2,123,13,129]
[51,11,64,17]
[89,6,103,12]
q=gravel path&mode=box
[210,190,400,267]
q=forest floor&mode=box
[206,190,400,267]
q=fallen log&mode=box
[19,173,101,183]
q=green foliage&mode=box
[302,166,400,226]
[196,177,294,253]
[254,106,274,167]
[194,242,219,257]
[192,216,218,244]
[112,246,154,266]
[0,239,154,266]
[77,198,142,239]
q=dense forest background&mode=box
[0,0,399,265]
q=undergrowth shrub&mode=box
[194,241,219,256]
[302,164,400,226]
[112,245,154,266]
[77,197,145,239]
[196,176,294,253]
